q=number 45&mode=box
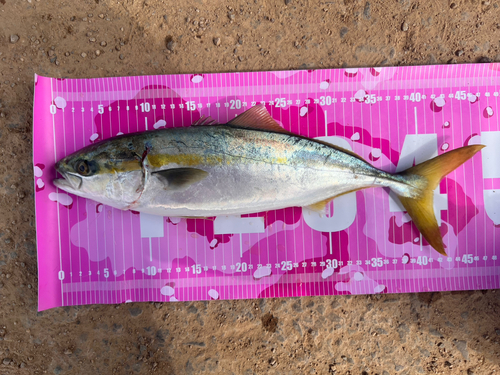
[461,254,473,264]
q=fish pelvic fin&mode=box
[395,144,484,256]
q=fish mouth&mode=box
[53,163,82,191]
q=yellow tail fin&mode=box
[396,145,484,255]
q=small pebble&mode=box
[166,40,176,51]
[402,22,409,31]
[100,41,107,47]
[2,358,11,365]
[95,50,101,56]
[119,54,124,60]
[477,56,492,63]
[213,37,221,46]
[89,38,96,42]
[81,52,87,58]
[456,49,464,56]
[9,34,20,44]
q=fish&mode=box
[53,104,484,256]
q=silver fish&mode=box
[53,104,483,255]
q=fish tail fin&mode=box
[395,145,484,255]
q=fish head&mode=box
[53,143,143,210]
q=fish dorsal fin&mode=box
[192,115,218,126]
[227,104,290,134]
[228,105,367,163]
[153,168,208,190]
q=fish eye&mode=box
[75,160,91,176]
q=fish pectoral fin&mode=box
[227,104,291,135]
[153,168,208,190]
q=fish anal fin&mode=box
[153,168,208,190]
[306,198,332,212]
[305,188,364,213]
[227,104,290,134]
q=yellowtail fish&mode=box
[53,105,484,256]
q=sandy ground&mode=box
[1,0,500,374]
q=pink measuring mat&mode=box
[33,64,500,311]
